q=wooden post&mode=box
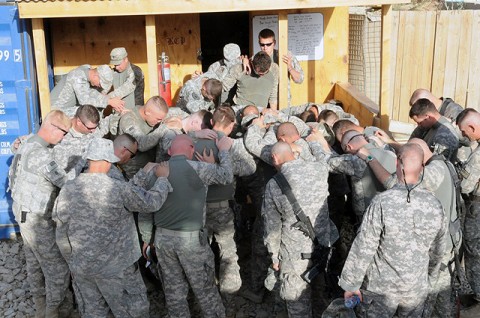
[278,11,288,110]
[145,15,158,97]
[31,18,50,118]
[380,5,392,130]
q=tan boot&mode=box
[33,296,46,318]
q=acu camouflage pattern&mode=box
[110,63,136,109]
[439,97,464,122]
[262,159,338,318]
[339,184,446,317]
[176,71,219,113]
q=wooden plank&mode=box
[387,9,399,120]
[18,0,408,19]
[334,82,377,127]
[31,18,51,118]
[443,11,461,99]
[455,10,472,106]
[155,14,201,104]
[467,11,480,110]
[392,11,406,122]
[431,11,449,97]
[379,5,393,130]
[278,11,288,110]
[398,11,416,123]
[145,15,158,99]
[419,11,436,89]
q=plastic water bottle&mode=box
[344,295,361,309]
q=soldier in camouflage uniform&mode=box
[208,43,242,103]
[8,111,74,318]
[50,64,124,117]
[138,135,234,318]
[409,88,464,122]
[457,108,480,301]
[262,142,338,317]
[176,72,222,114]
[110,47,136,110]
[53,138,171,317]
[339,143,447,317]
[409,98,460,162]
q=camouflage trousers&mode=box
[358,289,427,317]
[154,228,225,318]
[278,258,313,318]
[464,202,480,298]
[72,263,149,318]
[206,202,241,294]
[423,254,455,318]
[13,204,71,310]
[250,216,271,293]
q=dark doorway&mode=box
[199,12,250,72]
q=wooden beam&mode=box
[18,0,408,19]
[334,82,378,127]
[278,11,288,110]
[379,5,392,131]
[145,15,158,99]
[31,18,50,118]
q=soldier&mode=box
[207,43,242,103]
[456,108,480,302]
[262,142,337,317]
[409,88,464,123]
[53,138,171,317]
[409,98,459,162]
[8,110,74,318]
[50,64,124,117]
[109,47,136,109]
[176,72,222,114]
[223,51,279,109]
[109,133,139,181]
[339,143,447,317]
[138,134,234,318]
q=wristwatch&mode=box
[365,155,375,163]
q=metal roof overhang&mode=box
[17,0,407,19]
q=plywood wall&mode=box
[250,7,349,108]
[49,14,201,104]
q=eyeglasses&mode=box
[342,134,363,151]
[124,146,136,158]
[51,123,69,136]
[79,116,98,131]
[259,42,274,47]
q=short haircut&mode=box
[75,104,100,124]
[259,28,276,41]
[195,110,213,129]
[205,79,223,100]
[409,98,437,118]
[213,105,235,127]
[332,119,357,136]
[242,105,259,117]
[276,122,299,139]
[299,110,316,123]
[319,109,338,123]
[397,143,424,174]
[252,51,272,74]
[113,133,137,150]
[44,110,71,129]
[456,108,478,126]
[147,95,169,114]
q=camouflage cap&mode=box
[85,138,120,163]
[223,43,241,62]
[96,65,114,91]
[110,47,128,65]
[241,113,259,127]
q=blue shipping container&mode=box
[0,3,40,239]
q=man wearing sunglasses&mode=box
[8,110,76,318]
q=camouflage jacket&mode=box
[176,72,219,114]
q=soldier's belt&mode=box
[157,227,200,238]
[206,200,229,208]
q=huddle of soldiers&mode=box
[7,32,480,318]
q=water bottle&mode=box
[344,295,361,309]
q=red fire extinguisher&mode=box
[158,52,172,106]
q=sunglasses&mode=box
[259,42,274,47]
[79,116,98,131]
[51,123,68,136]
[124,146,136,158]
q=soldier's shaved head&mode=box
[332,119,362,142]
[276,122,300,144]
[408,138,432,163]
[341,129,366,154]
[242,105,259,117]
[397,143,424,184]
[456,108,480,141]
[169,134,195,160]
[271,141,295,170]
[409,88,434,106]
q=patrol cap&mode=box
[110,47,128,65]
[241,114,259,127]
[223,43,241,62]
[85,138,120,163]
[96,65,114,91]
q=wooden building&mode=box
[17,0,406,128]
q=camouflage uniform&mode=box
[110,64,136,110]
[272,49,303,106]
[176,72,219,113]
[262,159,338,317]
[410,116,460,162]
[338,184,446,317]
[8,135,74,316]
[138,151,234,318]
[50,65,113,117]
[117,108,168,179]
[280,102,359,125]
[53,170,171,317]
[438,97,463,122]
[459,145,480,299]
